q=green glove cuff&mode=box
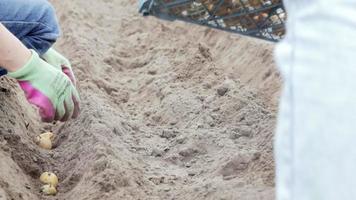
[8,50,38,79]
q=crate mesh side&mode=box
[148,0,286,41]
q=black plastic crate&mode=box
[139,0,286,42]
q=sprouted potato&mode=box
[40,172,59,187]
[35,132,54,150]
[41,184,57,195]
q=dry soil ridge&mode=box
[0,0,280,199]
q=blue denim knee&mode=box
[0,0,60,76]
[0,0,60,55]
[0,69,7,76]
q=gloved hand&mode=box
[42,48,76,85]
[8,50,80,122]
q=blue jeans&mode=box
[0,0,60,76]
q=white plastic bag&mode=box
[275,1,356,199]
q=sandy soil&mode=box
[0,0,281,199]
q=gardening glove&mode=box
[42,48,76,85]
[8,50,80,122]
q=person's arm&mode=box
[0,23,31,72]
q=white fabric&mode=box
[274,1,356,200]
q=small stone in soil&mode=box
[217,86,229,96]
[151,148,164,157]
